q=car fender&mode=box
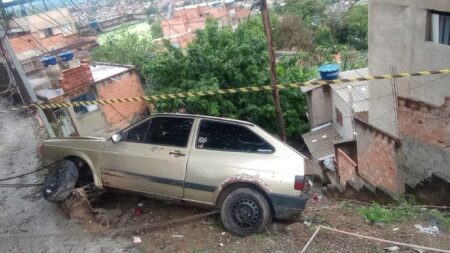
[214,174,272,206]
[63,150,103,188]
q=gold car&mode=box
[41,113,311,235]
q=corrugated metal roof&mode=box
[330,68,369,112]
[302,123,340,161]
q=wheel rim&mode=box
[230,197,262,231]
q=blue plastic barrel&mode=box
[40,55,57,67]
[319,64,340,80]
[58,51,74,62]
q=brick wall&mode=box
[397,96,450,149]
[59,64,93,92]
[355,118,399,193]
[397,96,450,185]
[96,70,148,130]
[336,148,358,186]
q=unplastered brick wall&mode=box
[397,96,450,149]
[96,70,148,130]
[355,118,400,193]
[336,148,358,186]
[59,64,93,92]
[397,96,450,185]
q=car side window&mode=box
[123,120,151,143]
[196,120,274,153]
[145,117,194,147]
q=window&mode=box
[196,120,274,153]
[123,120,151,143]
[428,10,450,45]
[43,28,53,37]
[122,117,194,147]
[145,117,194,147]
[71,92,98,116]
[335,108,343,126]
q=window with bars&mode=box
[70,92,98,116]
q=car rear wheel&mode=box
[220,188,271,236]
[43,160,79,203]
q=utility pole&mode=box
[260,0,286,141]
[0,26,56,137]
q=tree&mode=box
[283,0,328,27]
[92,30,156,71]
[333,4,368,50]
[151,20,163,39]
[274,15,315,51]
[142,19,315,139]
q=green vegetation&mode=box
[357,198,450,231]
[93,29,155,72]
[358,198,421,223]
[91,0,370,139]
[151,20,163,39]
[141,19,313,138]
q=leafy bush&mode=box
[143,19,315,139]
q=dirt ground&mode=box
[1,105,449,253]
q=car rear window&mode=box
[196,120,274,153]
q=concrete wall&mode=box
[95,70,148,131]
[355,118,401,193]
[306,86,332,128]
[67,103,109,136]
[397,96,450,186]
[368,0,450,136]
[332,89,354,140]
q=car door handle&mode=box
[169,150,186,157]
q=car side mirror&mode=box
[111,133,122,143]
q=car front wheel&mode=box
[220,188,272,236]
[43,160,79,203]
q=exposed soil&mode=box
[1,103,449,253]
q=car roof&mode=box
[151,113,255,126]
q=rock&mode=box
[218,243,224,247]
[374,221,385,228]
[384,246,400,252]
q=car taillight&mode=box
[294,175,306,191]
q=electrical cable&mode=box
[0,162,56,182]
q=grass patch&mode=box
[252,233,266,241]
[357,197,421,223]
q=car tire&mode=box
[43,160,79,203]
[220,188,272,236]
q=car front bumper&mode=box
[268,193,312,219]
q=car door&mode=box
[185,119,275,204]
[101,116,195,198]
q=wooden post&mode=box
[260,0,286,141]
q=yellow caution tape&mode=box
[2,68,449,113]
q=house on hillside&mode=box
[301,68,368,183]
[31,57,149,137]
[313,0,450,204]
[7,8,98,75]
[161,5,250,47]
